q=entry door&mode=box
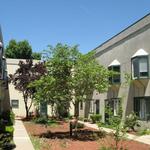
[95,100,100,114]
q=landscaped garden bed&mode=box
[23,119,150,150]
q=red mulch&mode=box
[23,121,150,150]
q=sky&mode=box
[0,0,150,54]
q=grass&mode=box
[30,136,41,150]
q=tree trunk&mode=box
[24,100,29,119]
[74,101,79,118]
[74,101,80,137]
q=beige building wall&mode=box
[7,58,75,117]
[7,59,38,117]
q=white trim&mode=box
[108,59,120,67]
[132,49,148,58]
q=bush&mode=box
[90,114,102,123]
[78,117,84,121]
[124,112,140,131]
[0,111,15,126]
[138,128,150,135]
[34,116,48,124]
[72,122,84,129]
[34,117,58,126]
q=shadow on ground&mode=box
[34,129,106,141]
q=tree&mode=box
[30,43,80,118]
[72,51,111,117]
[5,39,32,59]
[32,52,41,60]
[10,59,46,118]
[31,44,111,120]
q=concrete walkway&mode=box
[79,121,150,145]
[13,119,34,150]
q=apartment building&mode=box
[0,27,10,113]
[79,13,150,126]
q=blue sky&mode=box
[0,0,150,53]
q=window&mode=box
[11,100,19,108]
[132,56,149,79]
[134,97,150,121]
[80,101,83,110]
[105,98,120,116]
[95,100,100,114]
[90,100,94,113]
[108,65,121,84]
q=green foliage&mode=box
[0,111,15,126]
[90,114,102,123]
[138,128,150,135]
[124,112,140,131]
[33,117,58,126]
[5,39,32,59]
[30,136,41,150]
[31,43,110,119]
[78,117,84,121]
[99,147,113,150]
[72,122,84,129]
[0,133,15,149]
[103,99,127,150]
[32,52,41,60]
[10,60,46,118]
[72,51,111,117]
[31,43,80,118]
[34,116,48,124]
[0,111,15,149]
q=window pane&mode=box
[11,100,19,108]
[95,100,100,114]
[134,97,150,121]
[132,58,139,78]
[139,57,148,72]
[80,101,83,110]
[146,99,150,121]
[113,66,120,83]
[134,98,140,117]
[113,66,120,72]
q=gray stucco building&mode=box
[79,13,150,126]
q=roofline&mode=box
[93,12,150,52]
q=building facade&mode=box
[0,27,10,114]
[79,14,150,126]
[7,58,75,117]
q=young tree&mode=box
[72,51,111,117]
[10,59,46,118]
[30,43,80,118]
[45,43,80,117]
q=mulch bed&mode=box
[23,121,150,150]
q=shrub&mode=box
[83,118,89,122]
[1,111,15,126]
[78,117,84,121]
[124,112,140,131]
[34,116,48,124]
[138,128,150,135]
[72,122,84,129]
[90,114,102,123]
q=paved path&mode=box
[13,119,34,150]
[79,121,150,145]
